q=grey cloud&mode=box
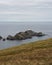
[0,0,52,22]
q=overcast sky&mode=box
[0,0,52,22]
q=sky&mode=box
[0,0,52,22]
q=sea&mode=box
[0,22,52,50]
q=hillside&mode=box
[0,38,52,65]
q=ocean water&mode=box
[0,22,52,50]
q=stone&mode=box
[3,38,6,41]
[7,35,15,40]
[37,32,45,37]
[0,36,2,40]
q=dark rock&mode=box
[25,30,36,36]
[37,32,45,37]
[14,33,26,40]
[3,38,6,41]
[0,36,2,40]
[14,30,33,40]
[14,30,45,40]
[7,35,15,40]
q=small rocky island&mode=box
[7,30,45,40]
[0,30,45,41]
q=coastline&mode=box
[0,38,52,50]
[0,38,52,65]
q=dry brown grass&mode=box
[0,38,52,65]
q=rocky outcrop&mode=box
[0,30,45,41]
[6,30,45,40]
[14,31,32,40]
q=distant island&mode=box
[0,30,45,41]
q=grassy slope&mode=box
[0,38,52,65]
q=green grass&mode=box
[0,38,52,65]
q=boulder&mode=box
[3,38,6,41]
[7,35,15,40]
[37,32,45,37]
[0,36,2,40]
